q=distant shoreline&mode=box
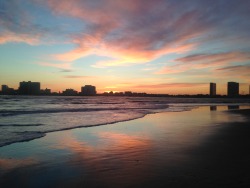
[1,94,250,98]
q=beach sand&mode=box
[0,106,250,187]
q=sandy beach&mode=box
[1,106,250,188]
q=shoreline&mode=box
[1,105,249,148]
[1,106,250,187]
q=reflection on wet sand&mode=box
[0,158,38,174]
[53,131,153,187]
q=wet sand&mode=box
[0,106,250,187]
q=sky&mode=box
[0,0,250,95]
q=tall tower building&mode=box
[210,83,216,96]
[227,82,239,97]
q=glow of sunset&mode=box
[0,0,250,95]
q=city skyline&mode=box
[1,80,249,96]
[1,1,250,94]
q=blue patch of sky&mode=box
[0,43,76,63]
[23,1,86,40]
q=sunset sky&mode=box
[0,0,250,94]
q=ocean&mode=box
[0,95,250,147]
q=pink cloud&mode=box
[44,0,209,66]
[0,31,40,45]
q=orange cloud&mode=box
[92,43,196,68]
[54,48,91,62]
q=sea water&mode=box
[0,95,249,147]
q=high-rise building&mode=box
[210,83,216,96]
[227,82,239,97]
[81,85,96,96]
[19,81,40,95]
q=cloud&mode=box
[64,75,95,79]
[156,52,250,74]
[59,69,73,73]
[42,0,219,66]
[175,52,250,65]
[0,0,44,44]
[134,83,207,89]
[216,65,250,71]
[53,47,92,62]
[0,31,40,45]
[44,0,250,67]
[215,65,250,82]
[0,0,75,45]
[1,0,250,72]
[38,62,72,69]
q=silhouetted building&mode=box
[2,85,9,94]
[19,81,40,95]
[227,82,239,97]
[1,85,16,95]
[40,88,51,95]
[210,83,216,96]
[124,91,132,96]
[81,85,96,96]
[114,92,124,96]
[62,89,78,96]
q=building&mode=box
[1,85,16,95]
[2,85,9,93]
[40,88,51,95]
[62,89,78,96]
[19,81,40,95]
[124,91,132,96]
[227,82,239,97]
[81,85,96,96]
[209,83,216,96]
